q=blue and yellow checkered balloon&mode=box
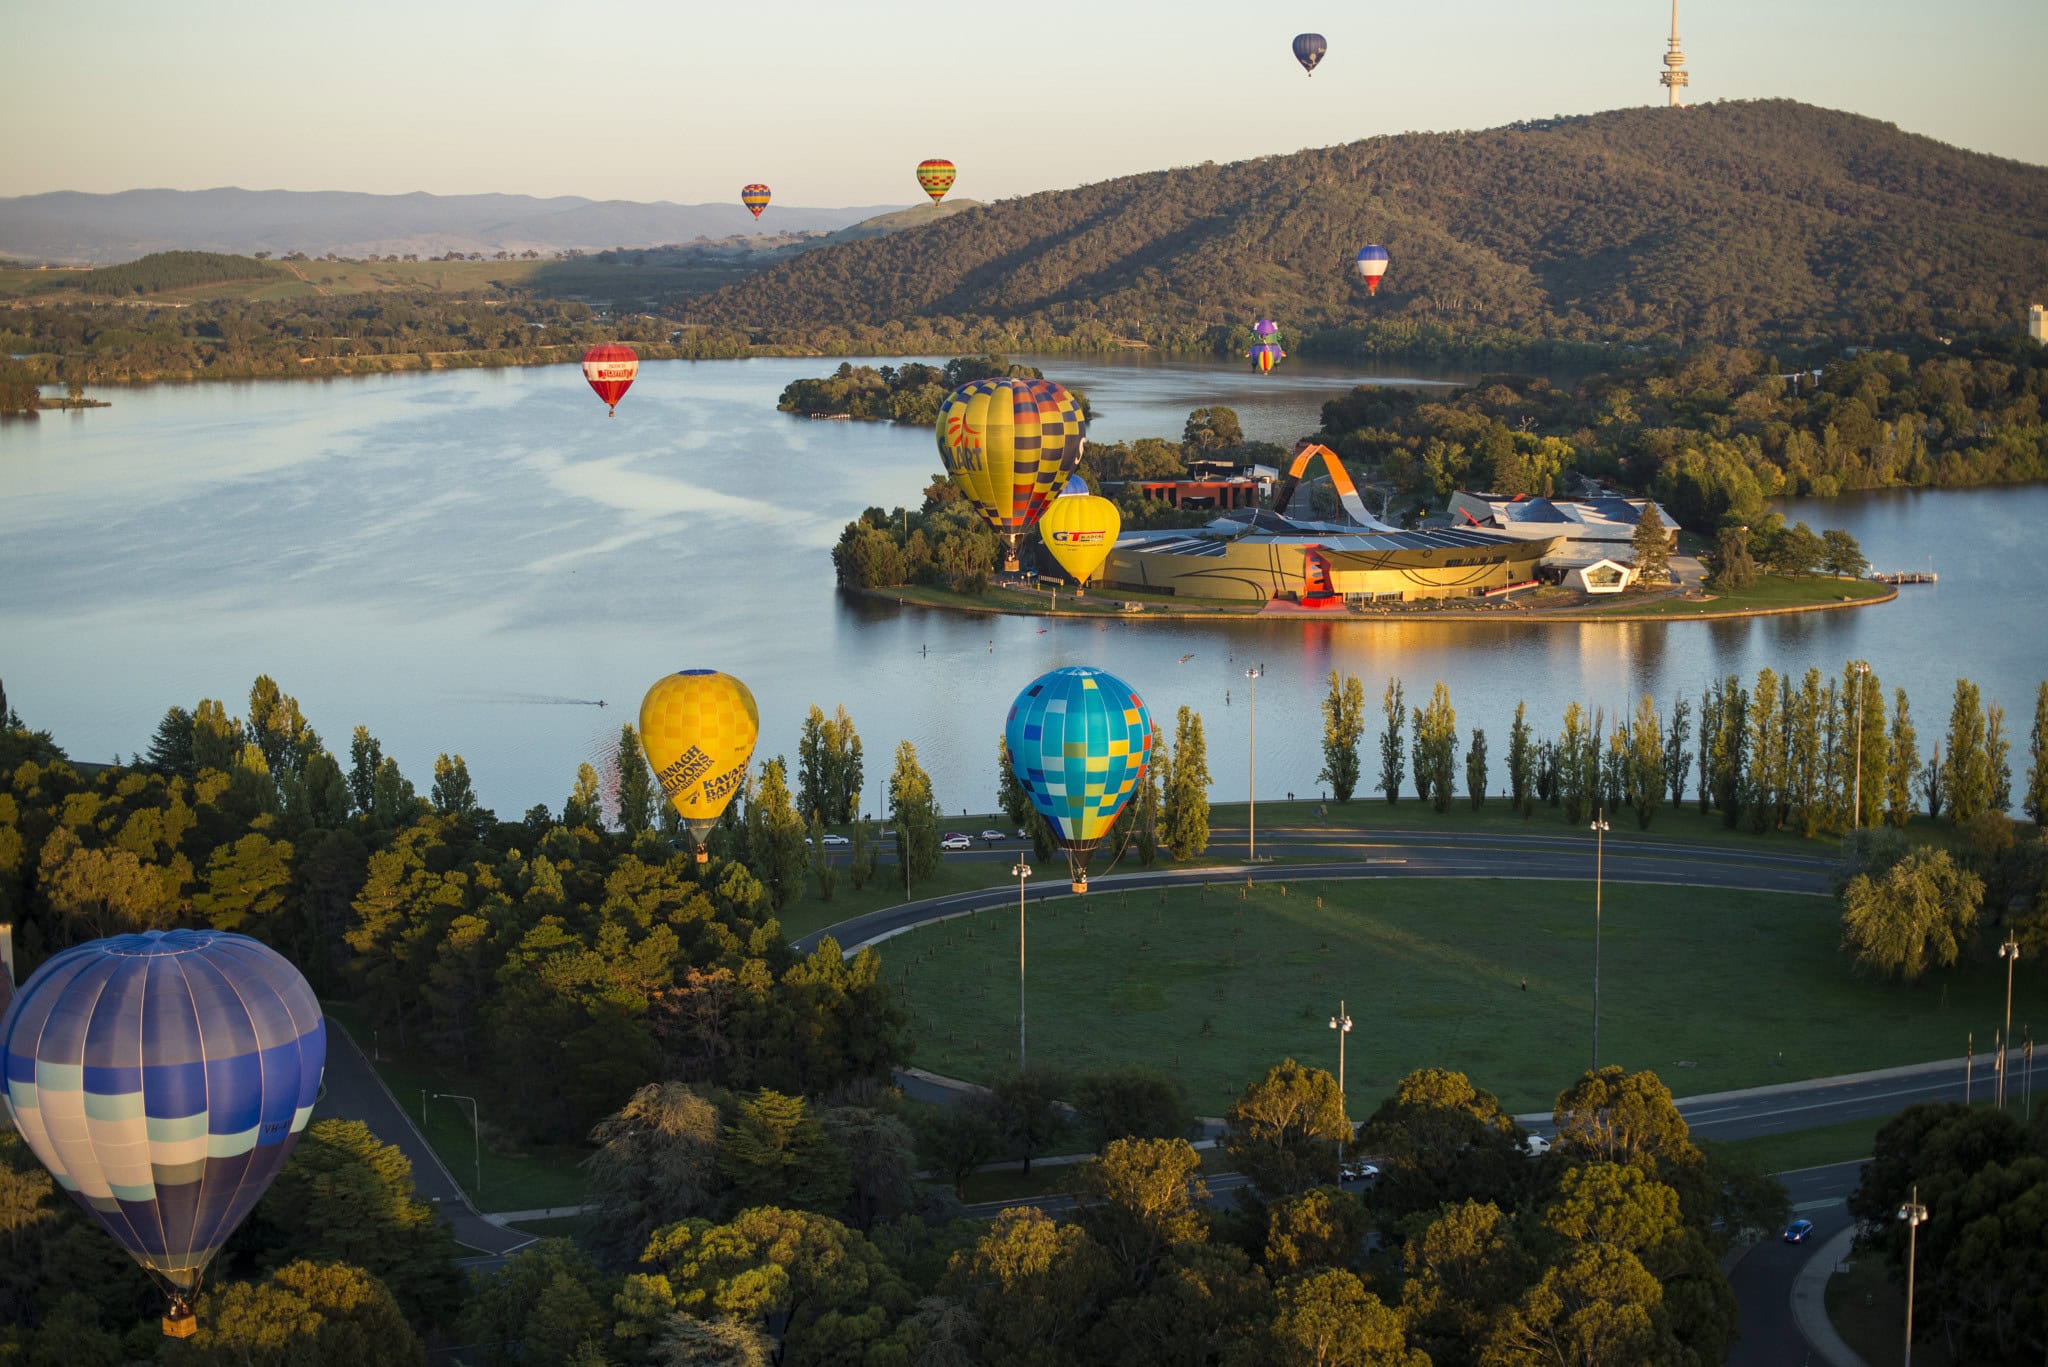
[1005,666,1154,891]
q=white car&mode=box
[821,833,850,847]
[980,829,1008,842]
[1524,1135,1551,1156]
[1341,1162,1381,1185]
[941,834,973,851]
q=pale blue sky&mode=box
[6,0,2043,203]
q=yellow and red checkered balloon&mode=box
[936,376,1088,571]
[638,670,759,854]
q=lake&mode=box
[2,355,2043,820]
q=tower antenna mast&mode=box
[1660,0,1690,107]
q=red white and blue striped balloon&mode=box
[1,930,324,1297]
[1356,245,1390,295]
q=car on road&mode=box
[1782,1218,1814,1244]
[1340,1162,1380,1185]
[941,834,973,851]
[821,833,850,847]
[980,829,1008,842]
[1523,1135,1551,1156]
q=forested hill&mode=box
[686,101,2048,351]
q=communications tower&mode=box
[1660,0,1689,106]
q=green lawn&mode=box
[1594,574,1890,618]
[882,879,2043,1115]
[324,1004,591,1213]
[1705,1117,1882,1174]
[1828,1255,1953,1367]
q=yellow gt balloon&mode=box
[638,670,759,862]
[1038,493,1121,592]
[936,377,1088,573]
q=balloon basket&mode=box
[695,849,709,865]
[162,1310,197,1339]
[1071,877,1088,895]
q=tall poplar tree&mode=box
[1465,728,1488,811]
[1378,679,1406,805]
[1887,688,1919,828]
[615,724,655,835]
[1317,671,1367,803]
[890,742,941,892]
[1559,703,1589,824]
[1626,695,1663,830]
[1985,702,2012,813]
[1663,694,1693,809]
[1507,702,1534,819]
[2026,682,2048,828]
[1844,661,1888,830]
[1710,674,1748,827]
[1414,683,1457,813]
[1744,669,1783,834]
[1944,680,1990,823]
[1161,706,1211,859]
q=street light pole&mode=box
[2025,1027,2035,1124]
[1012,862,1032,1071]
[1852,660,1870,829]
[1590,811,1611,1071]
[1966,1032,1974,1105]
[1245,667,1262,864]
[434,1092,482,1202]
[1898,1186,1929,1367]
[1999,932,2021,1109]
[1330,1001,1352,1170]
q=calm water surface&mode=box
[2,356,2043,817]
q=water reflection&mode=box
[1,359,2043,816]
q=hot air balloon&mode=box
[1292,33,1327,75]
[1,930,325,1338]
[936,376,1089,573]
[1356,245,1390,296]
[639,670,760,863]
[916,159,957,204]
[1039,491,1121,593]
[1005,667,1154,892]
[741,183,772,219]
[582,343,639,417]
[1248,320,1286,374]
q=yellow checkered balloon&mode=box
[638,670,759,854]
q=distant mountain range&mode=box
[0,189,909,264]
[686,101,2048,346]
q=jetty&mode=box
[1869,570,1937,585]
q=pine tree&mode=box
[1508,702,1534,819]
[1317,671,1366,803]
[615,724,655,835]
[1887,688,1919,828]
[1630,501,1671,587]
[1377,679,1405,805]
[1161,707,1211,860]
[348,725,382,814]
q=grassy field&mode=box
[1705,1117,1883,1174]
[1828,1255,1953,1367]
[324,1005,591,1212]
[1594,574,1891,618]
[881,879,2043,1115]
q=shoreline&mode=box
[852,581,1899,626]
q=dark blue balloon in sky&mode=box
[1292,33,1327,75]
[0,930,324,1312]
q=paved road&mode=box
[320,1023,535,1256]
[1726,1161,1867,1367]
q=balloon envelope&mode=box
[1356,245,1390,295]
[1252,319,1280,337]
[916,159,956,204]
[936,377,1088,570]
[1005,667,1154,890]
[1,930,324,1295]
[582,343,639,415]
[1292,32,1327,74]
[639,671,760,853]
[741,183,772,219]
[1039,493,1121,587]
